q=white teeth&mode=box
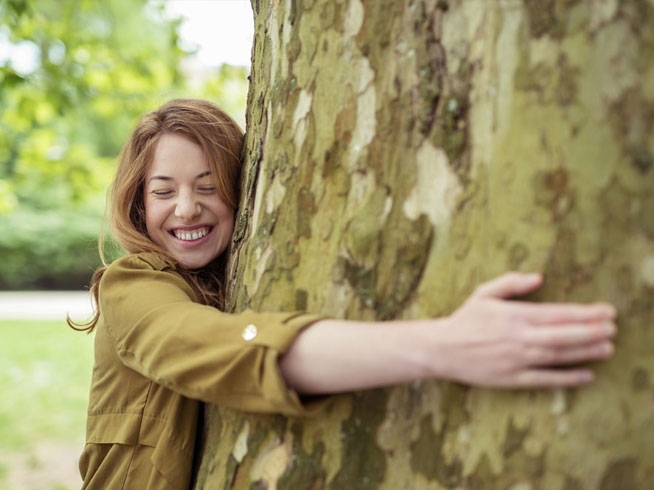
[173,227,209,241]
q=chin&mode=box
[175,250,224,270]
[177,257,213,270]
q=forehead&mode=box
[146,133,211,179]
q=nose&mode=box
[174,191,201,221]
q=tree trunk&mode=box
[194,1,654,488]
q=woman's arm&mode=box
[280,272,617,394]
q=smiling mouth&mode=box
[170,226,212,241]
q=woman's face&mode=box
[144,133,234,269]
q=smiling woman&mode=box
[144,133,235,270]
[94,99,244,310]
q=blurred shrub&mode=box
[0,207,101,289]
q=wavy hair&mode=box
[69,99,244,332]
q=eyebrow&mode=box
[148,171,212,183]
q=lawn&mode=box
[0,319,94,489]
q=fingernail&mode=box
[604,323,616,336]
[598,303,617,318]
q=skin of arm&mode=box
[280,272,617,394]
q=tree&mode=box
[194,1,654,488]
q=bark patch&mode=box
[331,390,387,489]
[409,413,462,486]
[599,458,637,490]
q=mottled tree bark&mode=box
[194,1,654,488]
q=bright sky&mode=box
[163,0,254,67]
[0,1,255,74]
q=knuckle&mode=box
[507,322,524,341]
[495,322,521,346]
[511,324,533,347]
[511,324,529,343]
[505,308,524,326]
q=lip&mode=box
[168,225,215,249]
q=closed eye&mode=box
[198,186,216,193]
[151,190,174,196]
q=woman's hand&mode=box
[432,272,617,388]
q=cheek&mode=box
[144,199,165,235]
[217,207,235,237]
[144,199,154,230]
[213,201,234,223]
[219,211,234,232]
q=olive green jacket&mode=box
[79,253,324,489]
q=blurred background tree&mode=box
[0,0,248,290]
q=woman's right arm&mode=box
[280,272,617,394]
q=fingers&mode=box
[472,272,543,300]
[523,341,614,366]
[512,301,617,325]
[514,368,595,388]
[472,274,618,324]
[523,322,616,347]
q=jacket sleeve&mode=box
[99,254,326,416]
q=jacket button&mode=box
[242,324,258,341]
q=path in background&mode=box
[1,442,83,490]
[0,291,94,321]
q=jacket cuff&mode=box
[240,311,329,416]
[234,311,326,353]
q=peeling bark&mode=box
[194,1,654,488]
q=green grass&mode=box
[0,320,94,451]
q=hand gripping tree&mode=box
[194,1,654,488]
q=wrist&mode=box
[397,317,451,383]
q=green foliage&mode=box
[0,0,249,289]
[199,63,249,126]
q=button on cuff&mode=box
[242,324,258,341]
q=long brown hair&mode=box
[69,99,243,332]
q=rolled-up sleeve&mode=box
[99,254,326,416]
